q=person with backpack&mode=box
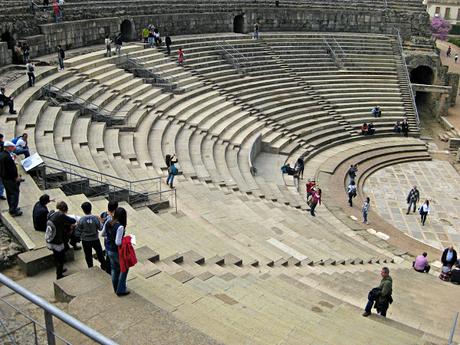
[46,201,77,279]
[33,194,53,232]
[102,207,130,296]
[347,180,357,207]
[76,202,105,269]
[165,153,178,188]
[165,35,172,55]
[419,200,430,226]
[26,61,35,87]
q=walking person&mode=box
[104,35,112,57]
[363,267,393,317]
[347,164,358,183]
[52,0,61,23]
[362,197,370,224]
[347,180,357,207]
[294,157,304,180]
[253,22,260,39]
[310,188,322,217]
[46,201,77,279]
[401,118,409,137]
[57,45,65,70]
[306,179,316,200]
[0,141,22,217]
[165,153,178,188]
[165,35,172,55]
[26,61,35,87]
[447,45,452,57]
[406,185,420,214]
[419,200,430,226]
[77,202,105,269]
[178,47,184,65]
[102,207,130,296]
[115,33,122,55]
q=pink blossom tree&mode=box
[431,15,452,41]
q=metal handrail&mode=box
[332,36,346,64]
[395,29,421,127]
[448,312,459,345]
[322,36,343,69]
[0,273,118,345]
[216,41,250,72]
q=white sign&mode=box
[21,153,44,172]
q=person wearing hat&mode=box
[0,141,22,216]
[33,194,53,232]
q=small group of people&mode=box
[360,122,375,135]
[393,118,409,137]
[37,196,135,295]
[13,42,31,65]
[406,185,430,226]
[305,179,322,217]
[142,25,162,48]
[52,0,64,23]
[281,158,305,185]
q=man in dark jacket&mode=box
[33,194,52,231]
[48,201,77,279]
[0,87,17,115]
[57,45,65,70]
[165,35,172,55]
[441,245,458,267]
[0,141,22,216]
[406,185,420,215]
[363,267,393,317]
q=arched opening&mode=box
[1,31,15,49]
[410,66,434,117]
[120,20,135,42]
[233,15,244,33]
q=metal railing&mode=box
[394,29,421,127]
[332,36,347,66]
[0,273,118,345]
[322,36,344,69]
[216,41,251,73]
[42,84,126,126]
[448,312,459,345]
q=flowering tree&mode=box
[431,16,452,41]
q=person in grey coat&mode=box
[76,202,105,269]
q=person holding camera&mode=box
[0,141,23,217]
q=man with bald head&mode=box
[441,245,458,268]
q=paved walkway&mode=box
[363,159,460,251]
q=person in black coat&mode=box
[33,194,52,231]
[0,87,17,114]
[0,141,22,216]
[441,246,458,267]
[165,36,172,55]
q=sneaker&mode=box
[362,311,371,317]
[9,110,17,115]
[10,210,23,217]
[117,290,130,297]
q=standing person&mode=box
[115,33,122,55]
[413,252,430,273]
[26,61,35,87]
[347,180,357,207]
[178,47,184,65]
[33,194,52,232]
[363,267,393,317]
[310,188,322,217]
[165,153,178,188]
[103,207,130,296]
[401,118,409,137]
[419,200,430,226]
[447,45,452,57]
[294,157,304,180]
[406,185,420,215]
[100,200,118,274]
[57,45,65,70]
[253,22,260,40]
[77,202,105,269]
[142,27,149,43]
[104,35,112,57]
[165,35,172,56]
[0,87,17,114]
[46,201,77,279]
[53,0,61,23]
[148,28,155,48]
[362,197,370,224]
[0,134,5,201]
[22,43,30,64]
[0,141,22,217]
[306,179,316,200]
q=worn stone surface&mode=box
[0,222,23,270]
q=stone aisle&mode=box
[363,159,460,250]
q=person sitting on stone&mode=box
[412,252,430,273]
[32,194,53,232]
[393,121,402,133]
[366,123,375,135]
[360,123,368,135]
[0,87,17,115]
[371,106,381,118]
[13,133,30,158]
[441,245,457,268]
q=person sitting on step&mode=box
[0,87,17,115]
[413,252,430,273]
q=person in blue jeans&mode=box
[102,207,129,296]
[165,153,178,188]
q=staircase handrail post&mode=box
[448,312,459,345]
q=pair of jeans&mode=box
[407,201,416,214]
[82,239,105,269]
[115,45,121,55]
[310,202,317,216]
[2,179,19,214]
[0,181,4,197]
[106,46,111,57]
[14,147,30,158]
[365,295,388,317]
[58,56,64,69]
[166,173,175,187]
[27,73,35,87]
[363,211,368,223]
[107,250,128,294]
[420,212,428,225]
[2,99,15,113]
[348,192,354,207]
[52,249,66,279]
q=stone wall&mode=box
[0,42,12,66]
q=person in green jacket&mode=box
[363,267,393,317]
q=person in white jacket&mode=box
[420,200,430,226]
